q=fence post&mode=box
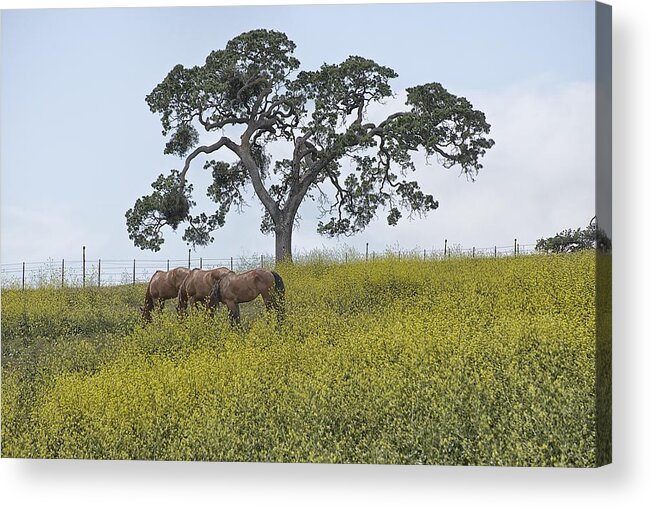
[444,239,447,258]
[398,251,401,262]
[230,256,233,271]
[22,262,25,290]
[472,247,475,258]
[188,249,191,269]
[62,259,65,288]
[82,245,86,288]
[132,259,136,286]
[514,238,517,256]
[261,254,264,268]
[366,243,369,262]
[167,260,170,272]
[424,249,426,261]
[200,257,203,269]
[494,246,497,258]
[98,259,101,287]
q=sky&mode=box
[1,1,597,265]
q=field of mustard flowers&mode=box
[1,252,605,465]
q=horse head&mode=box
[140,305,152,322]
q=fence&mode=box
[1,240,537,289]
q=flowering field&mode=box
[1,252,604,465]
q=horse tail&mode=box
[272,271,285,298]
[177,280,189,315]
[271,271,285,321]
[142,283,154,322]
[209,279,221,308]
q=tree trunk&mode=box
[274,224,293,263]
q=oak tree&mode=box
[126,29,495,261]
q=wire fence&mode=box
[1,241,538,289]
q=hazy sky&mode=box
[1,1,597,265]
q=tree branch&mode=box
[239,143,282,223]
[179,137,239,189]
[201,115,250,131]
[368,112,407,136]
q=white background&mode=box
[1,1,649,505]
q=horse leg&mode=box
[233,303,241,325]
[262,290,273,311]
[207,297,220,317]
[226,301,240,325]
[199,296,211,314]
[177,290,188,315]
[184,296,197,313]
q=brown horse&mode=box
[141,267,191,321]
[209,269,285,324]
[177,267,232,314]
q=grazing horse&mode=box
[177,267,232,314]
[209,269,285,325]
[141,267,191,322]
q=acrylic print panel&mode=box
[0,1,611,466]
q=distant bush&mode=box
[536,219,611,254]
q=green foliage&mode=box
[164,123,199,157]
[292,55,397,138]
[400,83,495,175]
[127,30,494,257]
[536,220,612,254]
[2,253,601,465]
[145,29,301,138]
[125,171,195,251]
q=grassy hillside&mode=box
[1,253,601,465]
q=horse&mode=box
[177,267,232,315]
[141,267,191,322]
[209,269,285,325]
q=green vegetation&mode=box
[2,253,601,465]
[535,219,611,254]
[127,29,494,261]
